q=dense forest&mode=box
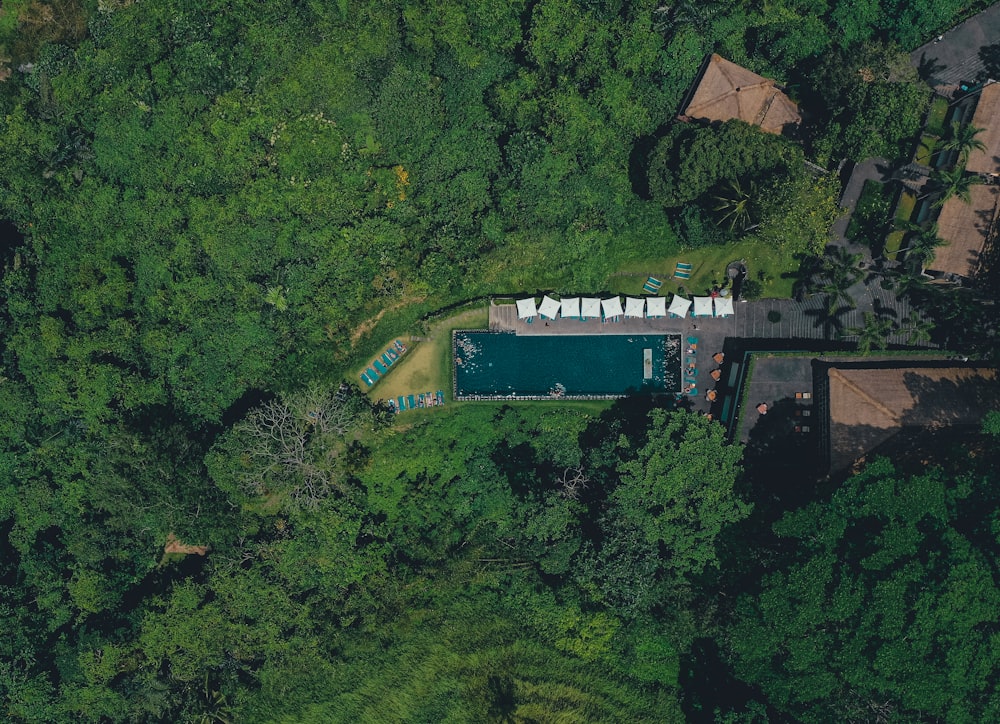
[1,0,999,721]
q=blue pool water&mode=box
[454,331,680,398]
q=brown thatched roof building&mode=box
[965,82,1000,176]
[681,54,801,135]
[930,184,999,279]
[816,364,1000,472]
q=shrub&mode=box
[767,310,782,323]
[741,279,763,301]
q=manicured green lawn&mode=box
[914,135,937,167]
[611,237,798,299]
[357,307,488,403]
[925,96,949,137]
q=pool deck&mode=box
[489,302,734,414]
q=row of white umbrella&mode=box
[516,294,733,320]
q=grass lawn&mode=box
[884,230,905,261]
[895,189,917,224]
[610,237,799,299]
[914,134,937,167]
[925,96,949,137]
[360,306,488,403]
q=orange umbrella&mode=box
[710,369,722,381]
[706,389,718,401]
[713,352,725,364]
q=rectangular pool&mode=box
[454,331,680,398]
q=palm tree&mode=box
[939,123,986,163]
[713,179,756,232]
[928,167,982,208]
[844,312,896,355]
[895,222,946,273]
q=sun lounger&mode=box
[418,393,425,408]
[360,371,374,386]
[373,359,388,374]
[407,394,416,409]
[382,353,394,367]
[367,366,380,379]
[436,390,444,405]
[387,348,399,361]
[394,340,406,352]
[398,396,406,411]
[642,276,663,294]
[674,262,692,280]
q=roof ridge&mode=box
[829,368,901,424]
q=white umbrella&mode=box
[516,298,537,319]
[714,295,734,317]
[646,296,667,318]
[692,296,714,317]
[668,295,691,318]
[602,297,624,319]
[624,297,645,318]
[560,297,580,319]
[581,297,602,318]
[538,295,561,319]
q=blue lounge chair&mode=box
[398,396,406,411]
[373,359,388,374]
[368,366,380,379]
[394,340,406,352]
[436,391,445,405]
[360,371,374,386]
[387,348,399,362]
[418,393,425,408]
[674,262,692,280]
[407,394,416,409]
[382,352,394,367]
[642,276,663,294]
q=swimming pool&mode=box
[453,331,681,398]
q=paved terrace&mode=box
[489,279,925,418]
[911,2,1000,92]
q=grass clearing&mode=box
[611,237,799,299]
[362,306,488,403]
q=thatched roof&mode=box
[682,54,801,135]
[966,83,1000,175]
[930,184,999,278]
[828,366,1000,471]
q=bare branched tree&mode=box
[235,384,369,508]
[557,466,590,500]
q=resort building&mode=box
[927,183,999,281]
[814,363,1000,473]
[965,82,1000,177]
[680,54,801,135]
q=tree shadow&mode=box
[915,52,947,84]
[804,304,854,339]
